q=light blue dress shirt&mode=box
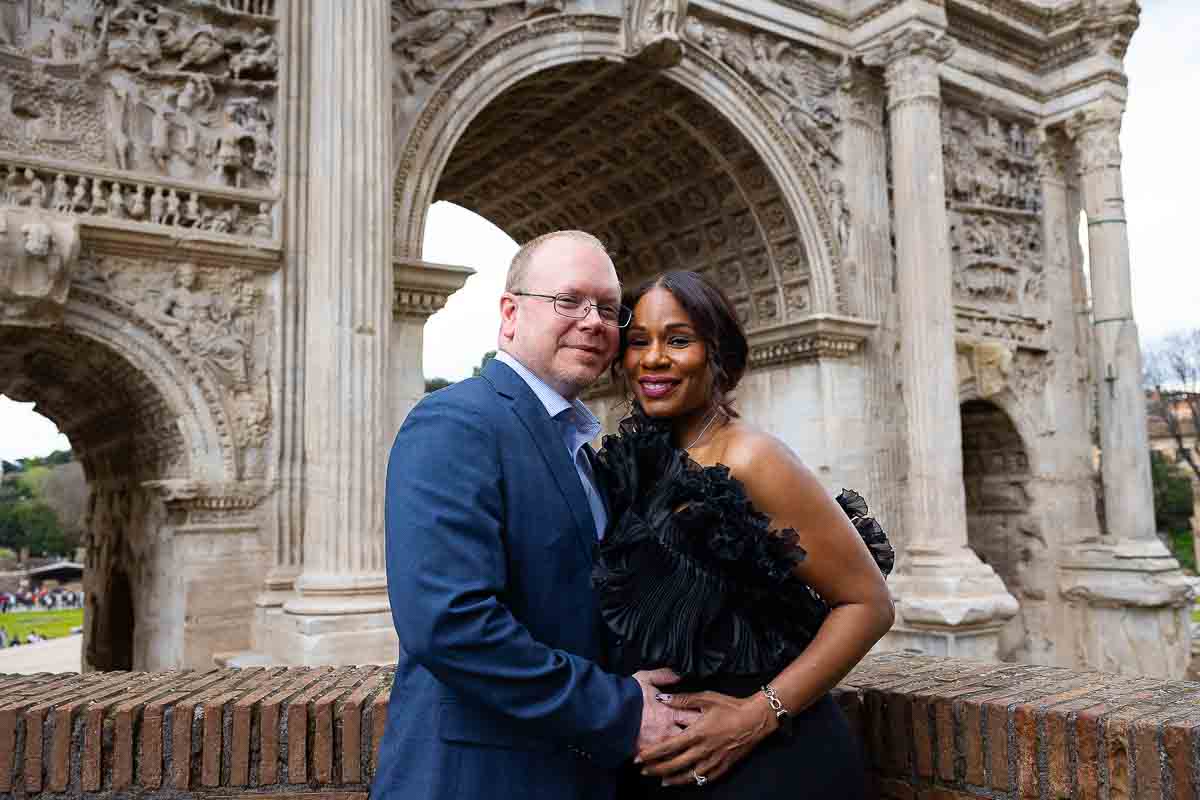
[493,350,607,540]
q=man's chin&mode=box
[558,364,607,395]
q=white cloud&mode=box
[0,396,70,462]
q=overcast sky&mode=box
[2,4,1197,462]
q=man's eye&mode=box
[596,305,619,320]
[556,295,583,309]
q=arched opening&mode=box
[961,399,1039,662]
[94,567,134,671]
[433,59,815,321]
[0,325,186,671]
[427,58,822,427]
[421,202,517,385]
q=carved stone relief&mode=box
[943,106,1041,212]
[958,339,1014,401]
[943,103,1048,354]
[0,204,80,324]
[391,0,563,97]
[73,255,271,472]
[0,0,279,194]
[682,14,841,188]
[949,211,1044,306]
[626,0,688,68]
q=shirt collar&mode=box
[493,350,601,435]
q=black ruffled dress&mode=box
[591,413,894,799]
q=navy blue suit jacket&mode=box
[371,359,643,799]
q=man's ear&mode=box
[499,293,518,341]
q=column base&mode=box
[1058,538,1195,678]
[265,607,399,666]
[879,546,1020,662]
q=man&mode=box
[373,231,691,799]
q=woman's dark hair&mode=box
[617,270,749,417]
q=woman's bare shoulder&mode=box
[717,422,806,479]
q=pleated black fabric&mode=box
[592,411,894,682]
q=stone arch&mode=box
[960,398,1040,663]
[0,290,239,670]
[394,16,840,320]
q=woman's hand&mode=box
[635,690,778,786]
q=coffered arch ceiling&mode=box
[435,60,816,331]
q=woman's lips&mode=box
[638,378,679,399]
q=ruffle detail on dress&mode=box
[835,489,895,578]
[592,412,894,680]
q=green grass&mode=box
[0,609,83,642]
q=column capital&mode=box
[835,57,885,132]
[1033,127,1072,184]
[1065,101,1124,174]
[392,258,474,320]
[860,28,954,110]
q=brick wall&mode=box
[2,653,1199,798]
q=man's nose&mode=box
[576,305,604,328]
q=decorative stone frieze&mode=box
[0,154,277,240]
[746,315,876,368]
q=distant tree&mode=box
[40,462,87,550]
[425,377,453,393]
[1150,451,1196,572]
[0,501,67,557]
[472,350,497,377]
[0,450,79,558]
[1144,328,1200,481]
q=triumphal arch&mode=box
[0,0,1190,676]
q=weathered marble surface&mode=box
[1,0,1188,677]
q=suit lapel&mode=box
[484,360,597,556]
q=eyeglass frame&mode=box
[510,291,633,329]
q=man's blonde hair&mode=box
[505,230,610,293]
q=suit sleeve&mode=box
[385,392,643,766]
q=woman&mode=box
[593,270,895,797]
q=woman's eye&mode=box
[627,337,649,347]
[668,337,692,347]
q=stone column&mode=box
[862,28,1018,660]
[390,258,474,430]
[837,66,903,560]
[253,0,309,652]
[1067,100,1156,544]
[277,0,397,665]
[1057,99,1193,677]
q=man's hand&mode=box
[636,690,778,786]
[632,668,699,752]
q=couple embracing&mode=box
[372,230,896,798]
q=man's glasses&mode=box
[513,292,633,328]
